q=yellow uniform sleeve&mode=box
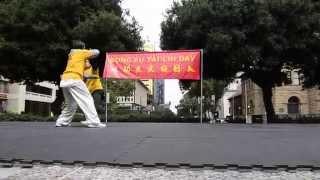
[61,49,100,80]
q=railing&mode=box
[26,91,55,103]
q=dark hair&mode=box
[72,40,85,49]
[89,56,100,70]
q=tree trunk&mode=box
[261,86,276,123]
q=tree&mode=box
[0,0,142,115]
[178,79,226,119]
[291,0,320,88]
[177,93,198,118]
[161,0,320,122]
[106,79,135,110]
[0,0,142,83]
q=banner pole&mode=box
[105,54,108,124]
[105,78,108,124]
[200,49,203,124]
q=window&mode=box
[248,100,254,114]
[0,81,9,93]
[291,71,300,85]
[0,100,7,112]
[287,96,300,114]
[284,71,292,85]
[26,84,52,96]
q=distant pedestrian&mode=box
[55,40,106,128]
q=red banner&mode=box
[103,50,201,80]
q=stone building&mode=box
[238,70,320,121]
[218,75,242,119]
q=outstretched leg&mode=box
[56,87,78,127]
[68,81,105,128]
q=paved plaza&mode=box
[1,122,320,179]
[0,122,320,166]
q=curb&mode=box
[1,158,320,171]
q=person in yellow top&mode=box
[84,60,104,114]
[56,40,106,128]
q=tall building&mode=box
[141,40,165,107]
[153,80,165,105]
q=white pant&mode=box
[56,80,101,124]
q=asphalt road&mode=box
[0,122,320,166]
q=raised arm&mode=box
[88,49,100,59]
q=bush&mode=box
[100,109,204,123]
[104,110,176,122]
[269,115,320,123]
[225,118,246,123]
[0,111,218,123]
[0,113,55,122]
[0,113,87,122]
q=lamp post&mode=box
[232,96,235,120]
[244,79,251,124]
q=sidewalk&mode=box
[2,165,320,180]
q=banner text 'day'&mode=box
[103,50,200,80]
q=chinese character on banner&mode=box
[103,50,201,80]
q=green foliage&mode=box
[106,109,182,122]
[178,79,226,118]
[0,113,55,122]
[180,79,226,99]
[104,79,135,109]
[0,0,142,83]
[162,0,320,83]
[0,112,91,122]
[161,0,320,120]
[0,0,142,115]
[73,11,142,52]
[177,93,199,118]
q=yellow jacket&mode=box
[61,49,99,80]
[84,67,103,93]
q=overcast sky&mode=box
[121,0,183,113]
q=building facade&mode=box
[227,70,320,121]
[0,77,9,113]
[0,77,58,116]
[217,73,242,119]
[243,79,320,117]
[116,80,149,110]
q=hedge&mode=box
[0,113,55,122]
[0,112,203,123]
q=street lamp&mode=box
[244,79,251,124]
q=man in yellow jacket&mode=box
[84,60,104,114]
[56,40,106,128]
